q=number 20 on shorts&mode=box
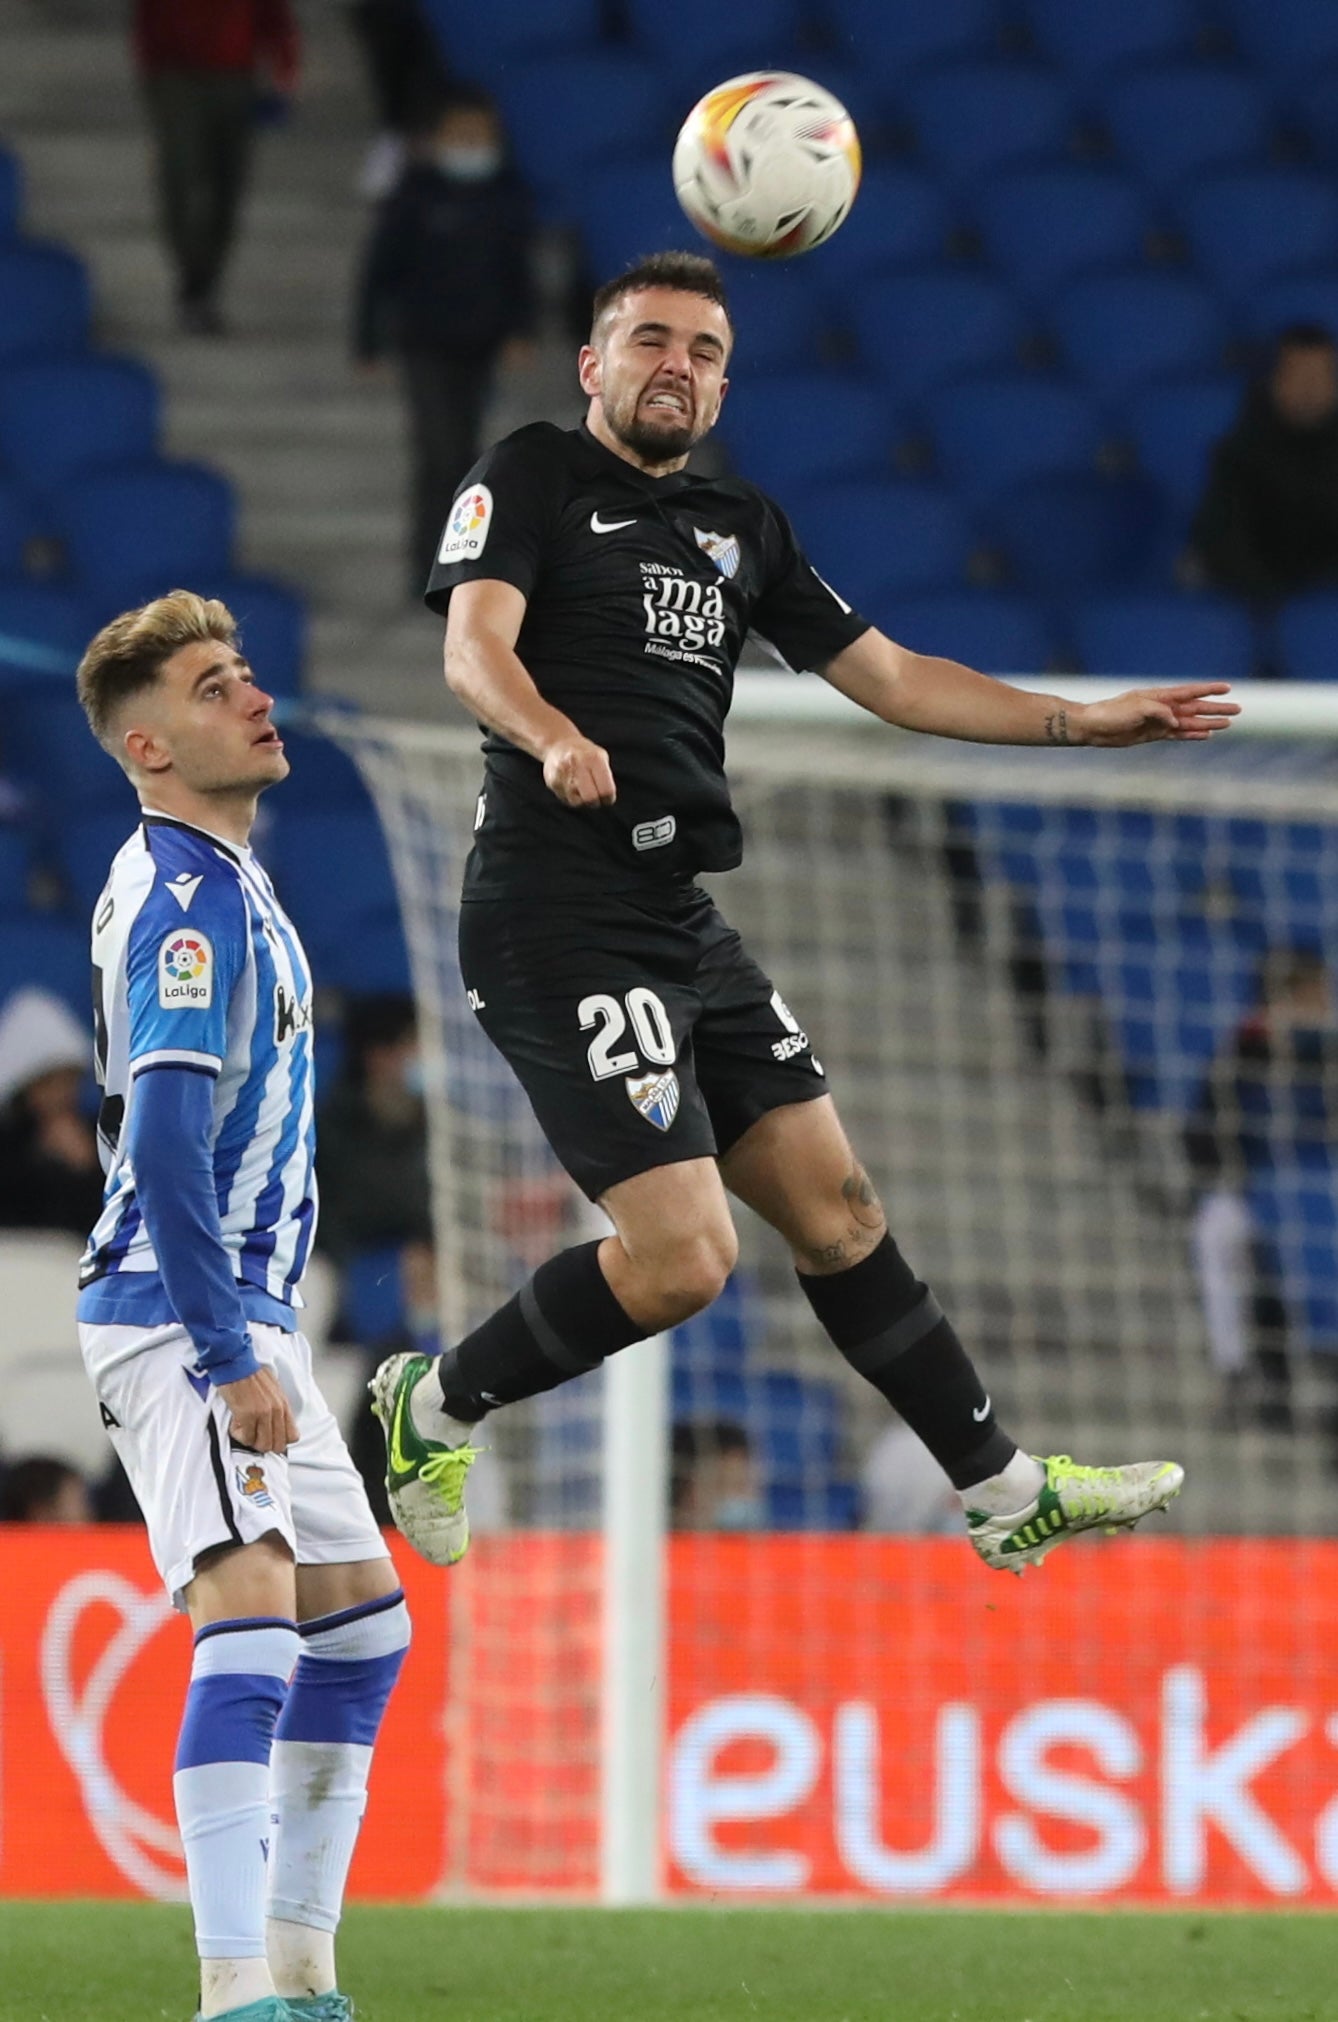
[579,988,676,1080]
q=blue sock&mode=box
[266,1590,410,1987]
[174,1617,299,1972]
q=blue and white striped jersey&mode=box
[77,811,317,1332]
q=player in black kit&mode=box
[371,251,1238,1575]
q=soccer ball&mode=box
[672,72,861,260]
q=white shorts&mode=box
[79,1319,387,1609]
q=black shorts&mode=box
[458,886,829,1199]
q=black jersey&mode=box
[424,421,869,897]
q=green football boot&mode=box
[967,1454,1184,1573]
[192,2001,295,2022]
[369,1350,479,1567]
[286,1997,354,2020]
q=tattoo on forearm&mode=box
[1044,709,1071,747]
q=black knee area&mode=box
[438,1240,646,1421]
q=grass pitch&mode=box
[4,1901,1338,2022]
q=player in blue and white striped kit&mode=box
[74,591,407,2022]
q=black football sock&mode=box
[436,1239,647,1422]
[797,1233,1015,1490]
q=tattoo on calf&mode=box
[810,1239,849,1267]
[842,1167,884,1229]
[1044,709,1071,747]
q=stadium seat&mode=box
[56,810,140,918]
[0,356,159,502]
[852,270,1030,401]
[339,1246,407,1347]
[0,824,31,912]
[976,167,1153,303]
[828,0,999,75]
[717,371,898,492]
[1295,61,1338,173]
[268,807,408,992]
[0,582,92,684]
[987,472,1167,591]
[1071,593,1259,679]
[1053,271,1227,398]
[57,459,235,605]
[574,158,688,283]
[922,372,1106,504]
[797,478,977,612]
[717,260,834,371]
[200,574,307,698]
[1023,0,1203,78]
[1275,596,1338,682]
[0,151,21,238]
[765,1480,861,1530]
[672,1273,760,1377]
[497,55,667,208]
[903,60,1076,186]
[0,476,37,576]
[1125,373,1239,513]
[0,242,89,365]
[2,686,132,826]
[420,0,603,71]
[0,918,90,1020]
[1181,173,1338,305]
[623,0,806,95]
[881,590,1058,673]
[1103,64,1272,195]
[264,724,371,810]
[1222,0,1338,82]
[810,166,957,291]
[1244,274,1338,347]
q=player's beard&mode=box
[605,385,704,465]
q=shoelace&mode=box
[1046,1455,1127,1520]
[416,1444,479,1510]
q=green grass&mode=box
[5,1902,1338,2022]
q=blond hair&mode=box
[76,589,237,755]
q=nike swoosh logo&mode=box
[388,1383,416,1480]
[972,1397,991,1422]
[590,512,636,533]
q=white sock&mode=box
[410,1364,475,1446]
[267,1916,337,2001]
[958,1448,1046,1516]
[199,1955,277,2015]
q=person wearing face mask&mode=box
[353,86,537,594]
[670,1420,764,1531]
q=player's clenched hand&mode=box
[219,1366,298,1454]
[1076,683,1240,747]
[543,734,617,807]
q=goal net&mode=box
[320,683,1338,1908]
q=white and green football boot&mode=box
[369,1351,479,1568]
[967,1454,1184,1573]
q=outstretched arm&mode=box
[821,627,1239,747]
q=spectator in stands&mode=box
[1191,325,1338,603]
[1185,947,1338,1428]
[0,1455,92,1523]
[134,0,300,335]
[343,0,452,199]
[0,988,104,1238]
[353,85,537,593]
[861,1410,958,1533]
[670,1420,763,1530]
[317,993,434,1268]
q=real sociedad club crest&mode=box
[625,1068,681,1132]
[694,526,741,579]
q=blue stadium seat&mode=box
[0,824,31,913]
[264,725,371,810]
[56,810,140,918]
[829,0,999,74]
[200,574,306,698]
[718,260,834,371]
[623,0,806,94]
[1182,173,1338,305]
[717,372,898,492]
[0,243,89,365]
[811,166,956,291]
[1071,593,1258,679]
[1023,0,1202,79]
[1244,274,1338,346]
[0,476,37,575]
[976,167,1152,302]
[1275,596,1338,682]
[882,591,1058,672]
[497,55,666,208]
[574,158,687,283]
[1125,373,1239,513]
[0,151,21,238]
[0,357,159,502]
[987,472,1167,591]
[922,372,1105,504]
[268,808,408,992]
[57,460,235,605]
[1103,65,1272,195]
[0,583,91,685]
[1053,271,1227,397]
[2,687,132,820]
[672,1273,761,1377]
[852,270,1030,400]
[0,917,90,1020]
[765,1481,861,1530]
[797,478,977,610]
[904,60,1076,185]
[1222,0,1338,81]
[420,0,603,71]
[339,1246,407,1347]
[1295,62,1338,173]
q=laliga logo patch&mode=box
[694,526,741,579]
[237,1462,274,1509]
[158,931,212,1008]
[437,482,493,564]
[625,1067,681,1132]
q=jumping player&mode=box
[371,251,1238,1576]
[75,592,407,2022]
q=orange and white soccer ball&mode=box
[672,71,861,259]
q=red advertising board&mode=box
[5,1528,1338,1904]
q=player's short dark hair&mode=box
[0,1454,85,1522]
[670,1417,752,1512]
[76,588,238,755]
[591,252,733,344]
[1275,322,1335,355]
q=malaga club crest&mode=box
[625,1068,681,1132]
[694,526,741,579]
